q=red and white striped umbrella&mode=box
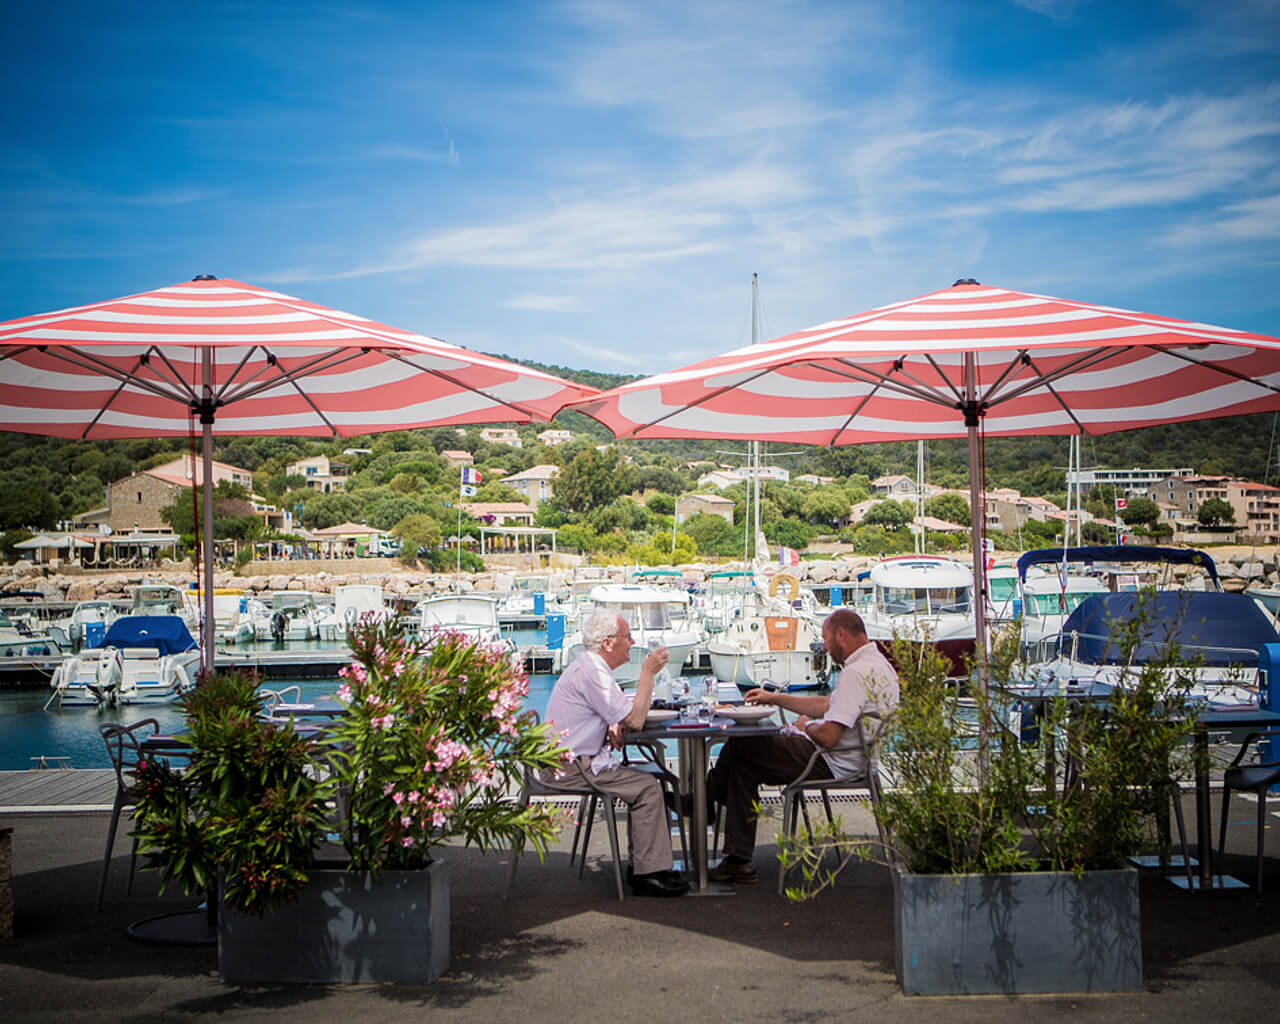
[570,279,1280,665]
[572,280,1280,444]
[0,276,593,438]
[0,276,596,668]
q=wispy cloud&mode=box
[505,293,590,313]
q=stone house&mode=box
[501,464,560,510]
[285,454,348,493]
[675,493,735,525]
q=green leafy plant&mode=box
[780,595,1202,896]
[132,671,332,915]
[329,618,569,871]
[133,623,570,915]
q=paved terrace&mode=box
[1,776,1279,1023]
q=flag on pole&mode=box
[778,545,800,566]
[1115,496,1127,511]
[460,466,481,497]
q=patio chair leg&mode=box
[778,791,796,896]
[602,798,625,902]
[821,790,835,827]
[1256,790,1267,894]
[578,795,598,879]
[96,790,125,912]
[569,795,589,868]
[1216,786,1233,880]
[1167,782,1193,888]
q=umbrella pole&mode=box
[200,349,216,676]
[964,354,988,683]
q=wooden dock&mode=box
[0,769,116,813]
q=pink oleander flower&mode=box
[431,809,447,827]
[336,683,352,703]
[407,790,420,803]
[383,782,396,795]
[401,816,413,829]
[392,792,405,806]
[401,836,414,847]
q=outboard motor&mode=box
[270,610,289,644]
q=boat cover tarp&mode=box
[101,615,197,655]
[1017,546,1220,583]
[1060,592,1276,667]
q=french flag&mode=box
[461,467,482,485]
[778,545,799,566]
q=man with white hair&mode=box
[544,607,689,897]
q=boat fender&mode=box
[769,572,799,603]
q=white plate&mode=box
[717,705,776,724]
[644,709,680,725]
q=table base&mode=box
[1167,874,1250,891]
[127,909,217,946]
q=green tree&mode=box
[646,493,675,516]
[800,489,850,526]
[683,513,742,557]
[392,514,442,555]
[862,500,912,530]
[0,482,60,530]
[1120,497,1160,528]
[556,448,631,513]
[1197,497,1235,527]
[924,493,970,525]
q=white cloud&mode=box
[505,293,590,313]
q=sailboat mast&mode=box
[751,273,761,563]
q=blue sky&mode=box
[2,0,1278,374]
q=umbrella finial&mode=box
[191,274,218,281]
[952,278,981,286]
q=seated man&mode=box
[707,607,899,884]
[544,607,690,898]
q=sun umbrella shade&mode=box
[0,278,593,438]
[572,282,1280,443]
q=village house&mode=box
[536,428,573,446]
[459,502,534,526]
[479,427,522,448]
[440,449,474,468]
[872,474,918,498]
[105,454,253,533]
[501,464,560,510]
[675,493,735,525]
[285,454,348,493]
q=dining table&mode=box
[1185,706,1280,890]
[625,707,782,894]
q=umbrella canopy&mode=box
[0,276,597,668]
[573,280,1280,444]
[570,280,1280,666]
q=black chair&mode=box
[96,718,160,910]
[1215,729,1280,892]
[776,711,889,895]
[504,713,627,902]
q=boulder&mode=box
[1222,577,1247,593]
[267,575,291,591]
[64,580,98,602]
[1240,561,1266,580]
[807,561,837,583]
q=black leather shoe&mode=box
[631,871,691,897]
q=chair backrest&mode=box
[99,718,160,790]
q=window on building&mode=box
[137,492,143,503]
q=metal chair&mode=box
[96,718,160,910]
[776,711,889,895]
[1215,729,1280,892]
[504,713,627,902]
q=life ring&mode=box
[769,572,799,604]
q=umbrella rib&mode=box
[147,347,201,402]
[217,347,362,404]
[826,384,884,447]
[33,345,192,404]
[985,347,1125,406]
[1159,345,1280,396]
[615,365,785,438]
[922,355,965,404]
[386,350,554,423]
[1019,354,1086,434]
[826,358,957,406]
[975,351,1032,404]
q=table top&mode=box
[272,699,346,717]
[1194,707,1280,728]
[626,715,783,741]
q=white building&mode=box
[501,464,560,510]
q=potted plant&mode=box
[132,619,568,984]
[779,602,1202,996]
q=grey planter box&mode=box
[892,865,1141,996]
[219,860,449,985]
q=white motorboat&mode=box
[57,599,119,652]
[253,591,324,642]
[563,583,704,684]
[211,590,267,645]
[697,569,759,634]
[498,574,559,618]
[860,555,976,675]
[317,584,394,640]
[47,614,200,708]
[985,564,1022,627]
[705,583,827,691]
[417,592,518,662]
[1018,569,1108,655]
[0,606,64,659]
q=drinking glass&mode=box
[700,677,718,721]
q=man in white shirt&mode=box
[544,608,690,898]
[707,608,899,884]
